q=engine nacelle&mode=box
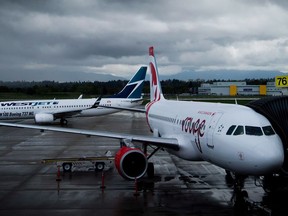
[34,113,54,123]
[114,147,148,180]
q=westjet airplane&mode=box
[0,47,284,189]
[0,67,146,124]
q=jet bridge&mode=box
[246,96,288,174]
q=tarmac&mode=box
[0,111,288,216]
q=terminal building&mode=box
[198,81,288,96]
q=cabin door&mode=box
[206,112,223,149]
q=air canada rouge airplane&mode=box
[0,47,285,187]
[0,67,146,124]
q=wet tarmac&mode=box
[0,111,288,216]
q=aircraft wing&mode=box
[97,105,146,113]
[130,98,144,103]
[53,110,83,119]
[0,122,179,151]
[53,97,102,118]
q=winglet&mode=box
[149,46,163,102]
[91,96,102,108]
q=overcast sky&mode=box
[0,0,288,81]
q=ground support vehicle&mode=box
[42,154,114,173]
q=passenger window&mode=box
[245,126,263,136]
[262,126,276,136]
[233,126,244,135]
[226,125,236,135]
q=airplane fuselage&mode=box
[81,98,142,116]
[0,99,95,119]
[0,98,142,122]
[0,66,146,124]
[146,99,284,176]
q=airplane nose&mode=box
[255,140,284,174]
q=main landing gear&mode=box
[60,118,68,126]
[143,144,163,179]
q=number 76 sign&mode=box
[276,75,288,87]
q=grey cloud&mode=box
[0,0,288,81]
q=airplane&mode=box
[0,67,147,125]
[0,47,285,190]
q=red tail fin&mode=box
[149,46,163,102]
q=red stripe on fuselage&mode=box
[145,94,161,131]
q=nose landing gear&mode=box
[225,170,250,215]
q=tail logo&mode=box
[108,67,146,99]
[150,62,160,102]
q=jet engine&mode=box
[114,146,148,180]
[34,113,54,123]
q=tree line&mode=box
[0,80,200,96]
[0,78,272,98]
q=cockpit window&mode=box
[233,125,244,135]
[245,126,263,136]
[262,126,276,136]
[226,125,236,135]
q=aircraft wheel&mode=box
[147,162,154,178]
[95,162,105,171]
[233,189,249,216]
[62,163,72,172]
[60,119,68,126]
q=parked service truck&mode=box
[42,152,114,173]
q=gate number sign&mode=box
[276,75,288,87]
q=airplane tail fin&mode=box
[149,46,164,102]
[108,66,147,99]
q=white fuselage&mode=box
[0,99,95,120]
[81,98,142,116]
[146,99,284,175]
[0,98,141,122]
